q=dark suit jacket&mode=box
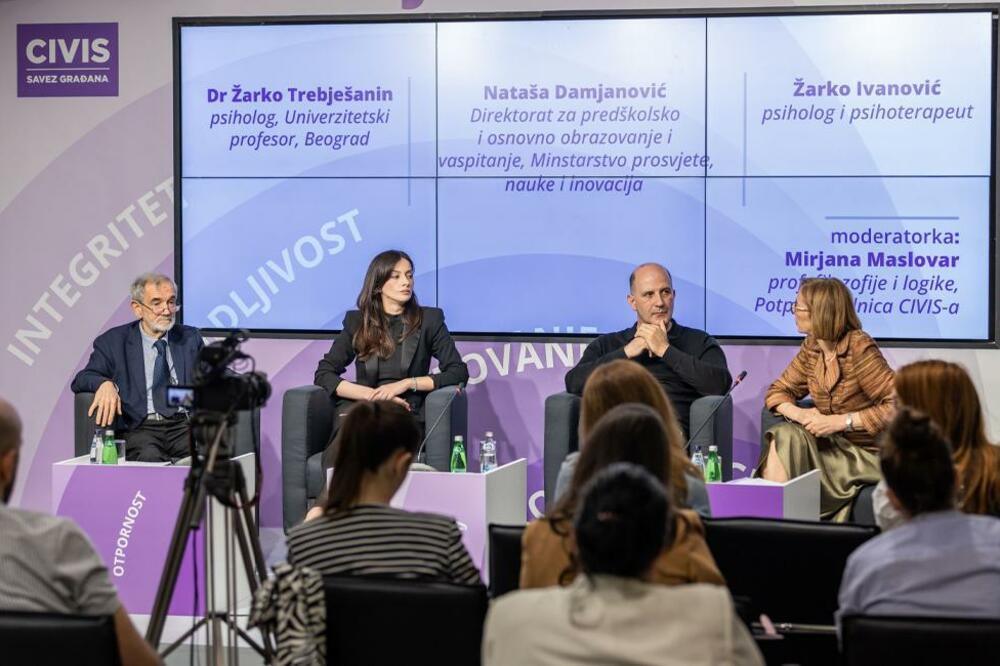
[314,307,468,418]
[71,321,204,431]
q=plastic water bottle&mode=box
[449,435,467,473]
[705,445,722,482]
[89,428,101,463]
[691,446,706,478]
[101,429,118,465]
[480,431,497,472]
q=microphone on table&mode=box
[684,370,748,454]
[411,382,465,472]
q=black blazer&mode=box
[314,307,468,417]
[71,320,204,431]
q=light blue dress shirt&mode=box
[837,510,1000,624]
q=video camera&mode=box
[166,330,271,415]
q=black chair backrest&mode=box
[0,611,120,665]
[324,575,488,666]
[488,524,525,598]
[841,614,1000,666]
[703,517,878,625]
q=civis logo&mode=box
[17,23,119,97]
[402,0,424,9]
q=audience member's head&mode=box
[879,407,956,518]
[551,403,676,584]
[579,360,691,503]
[796,277,862,342]
[894,360,999,515]
[574,462,669,580]
[0,397,22,504]
[323,400,420,513]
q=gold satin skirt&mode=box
[758,421,881,522]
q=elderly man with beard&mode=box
[565,263,732,437]
[72,273,203,461]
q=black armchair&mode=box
[324,575,488,666]
[703,517,878,626]
[73,391,259,458]
[0,611,120,665]
[544,391,732,507]
[840,614,1000,666]
[488,523,525,598]
[281,385,467,530]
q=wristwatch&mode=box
[844,413,854,432]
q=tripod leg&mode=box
[146,469,209,647]
[233,465,269,582]
[229,503,275,661]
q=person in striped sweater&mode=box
[286,400,480,584]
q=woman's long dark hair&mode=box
[895,360,1000,517]
[575,463,668,579]
[548,403,676,584]
[353,250,423,360]
[323,401,420,514]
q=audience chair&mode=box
[841,614,1000,666]
[0,611,120,666]
[760,403,878,524]
[282,385,467,530]
[73,391,260,458]
[703,517,878,627]
[488,523,525,598]
[324,575,488,666]
[544,391,733,507]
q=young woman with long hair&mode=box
[874,360,1000,528]
[487,463,762,666]
[520,402,723,589]
[286,400,479,584]
[314,250,468,458]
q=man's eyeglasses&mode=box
[134,300,181,315]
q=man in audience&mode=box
[565,262,731,436]
[837,407,1000,623]
[72,272,202,461]
[0,397,160,665]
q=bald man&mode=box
[0,398,160,665]
[565,263,732,436]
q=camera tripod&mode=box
[145,413,273,665]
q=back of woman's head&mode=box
[880,407,956,517]
[895,360,988,457]
[894,360,1000,516]
[581,360,680,439]
[579,360,690,501]
[323,400,420,513]
[574,463,668,579]
[553,404,675,539]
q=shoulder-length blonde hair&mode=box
[579,360,694,505]
[895,360,1000,517]
[798,277,861,343]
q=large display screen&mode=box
[176,10,996,341]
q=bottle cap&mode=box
[709,445,718,451]
[485,431,494,438]
[453,435,464,443]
